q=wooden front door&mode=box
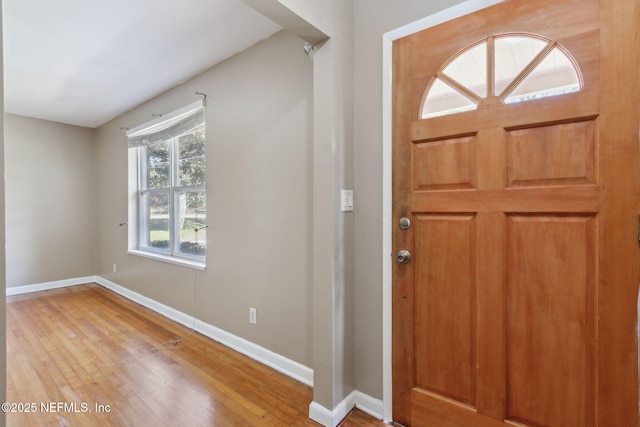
[392,1,639,426]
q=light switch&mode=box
[341,190,354,212]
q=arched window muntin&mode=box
[419,33,583,119]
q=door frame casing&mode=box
[381,0,505,422]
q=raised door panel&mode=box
[506,120,596,188]
[414,214,477,406]
[412,136,477,191]
[506,215,596,426]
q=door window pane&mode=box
[494,36,547,96]
[442,41,487,98]
[421,78,477,119]
[505,46,580,103]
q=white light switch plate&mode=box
[341,190,354,212]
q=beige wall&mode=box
[4,114,96,287]
[95,30,314,366]
[306,2,356,411]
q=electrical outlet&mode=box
[249,307,257,325]
[113,263,117,273]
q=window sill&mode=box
[128,250,206,271]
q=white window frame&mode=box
[127,100,206,270]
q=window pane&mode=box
[421,77,477,119]
[146,192,170,250]
[420,34,582,120]
[495,36,547,96]
[442,41,487,98]
[504,46,580,103]
[147,141,170,189]
[176,191,206,257]
[178,128,206,187]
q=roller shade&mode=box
[127,100,204,148]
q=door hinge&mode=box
[637,214,640,247]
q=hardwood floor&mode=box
[6,284,388,426]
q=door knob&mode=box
[396,250,412,265]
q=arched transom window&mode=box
[420,34,582,119]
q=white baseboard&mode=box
[6,276,96,296]
[193,318,313,386]
[309,390,384,427]
[94,276,314,387]
[309,401,335,427]
[351,390,385,420]
[9,275,384,425]
[94,276,194,328]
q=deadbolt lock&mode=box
[399,217,411,230]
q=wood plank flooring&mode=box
[6,284,388,427]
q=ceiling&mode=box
[3,0,282,128]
